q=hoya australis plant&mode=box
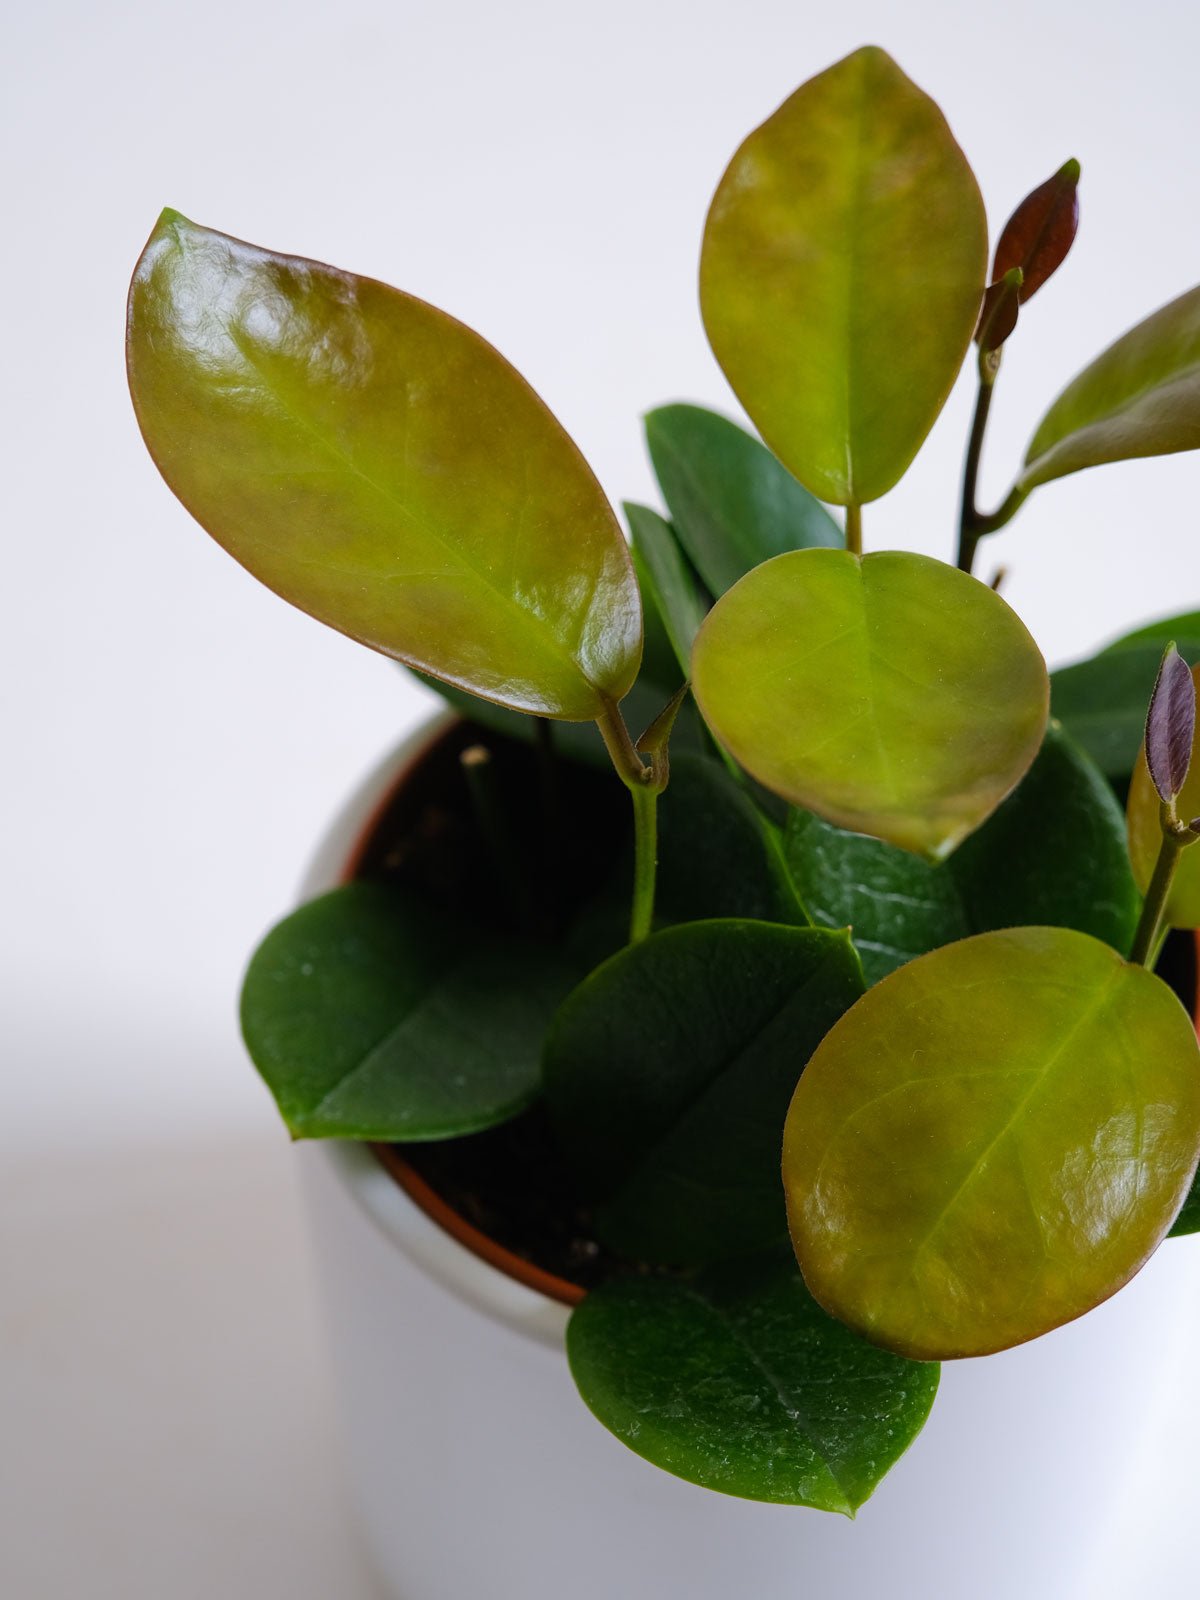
[127,45,1200,1514]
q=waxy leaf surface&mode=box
[1128,663,1200,925]
[1022,285,1200,491]
[691,549,1048,860]
[543,920,862,1267]
[700,47,987,505]
[127,212,641,719]
[241,885,582,1139]
[784,927,1200,1359]
[784,723,1138,983]
[644,404,840,596]
[567,1252,938,1510]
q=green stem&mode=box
[595,696,661,944]
[957,372,996,575]
[1130,825,1186,967]
[845,503,863,557]
[628,781,658,943]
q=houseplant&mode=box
[126,41,1200,1588]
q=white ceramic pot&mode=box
[297,719,1200,1600]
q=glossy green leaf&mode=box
[1021,285,1200,491]
[700,47,987,506]
[644,405,841,596]
[784,723,1138,983]
[630,543,682,692]
[127,211,641,719]
[567,1252,938,1511]
[784,927,1200,1359]
[1106,612,1200,652]
[241,884,582,1139]
[1128,663,1200,925]
[691,549,1049,860]
[543,920,862,1267]
[658,752,807,927]
[624,503,710,676]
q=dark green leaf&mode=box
[543,920,862,1266]
[1106,612,1200,652]
[624,501,711,675]
[567,1252,938,1511]
[241,884,582,1139]
[630,542,683,691]
[783,724,1140,983]
[643,405,840,598]
[1051,638,1200,781]
[657,752,808,927]
[1169,1168,1200,1237]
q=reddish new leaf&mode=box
[993,158,1080,303]
[1145,642,1196,804]
[976,268,1023,353]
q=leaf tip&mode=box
[1059,157,1082,185]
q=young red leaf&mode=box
[976,267,1023,353]
[993,158,1080,303]
[1145,642,1196,804]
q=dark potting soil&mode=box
[348,714,1200,1296]
[350,716,632,1293]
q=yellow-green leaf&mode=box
[690,549,1048,860]
[127,211,641,719]
[783,927,1200,1360]
[700,46,987,506]
[1021,285,1200,491]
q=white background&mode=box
[3,0,1198,1593]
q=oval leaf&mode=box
[784,927,1200,1359]
[644,404,840,596]
[691,549,1049,860]
[784,722,1138,984]
[1021,284,1200,492]
[1145,643,1196,803]
[543,920,862,1267]
[992,158,1080,304]
[699,46,987,506]
[1128,662,1200,924]
[127,211,641,719]
[241,884,584,1139]
[567,1253,938,1511]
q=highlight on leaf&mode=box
[126,211,642,721]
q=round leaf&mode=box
[783,927,1200,1360]
[241,884,585,1139]
[700,47,987,506]
[127,211,641,719]
[567,1254,938,1511]
[543,919,863,1267]
[1021,284,1200,492]
[691,549,1049,860]
[1128,662,1200,925]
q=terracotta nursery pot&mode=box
[296,717,1200,1600]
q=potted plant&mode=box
[126,44,1200,1599]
